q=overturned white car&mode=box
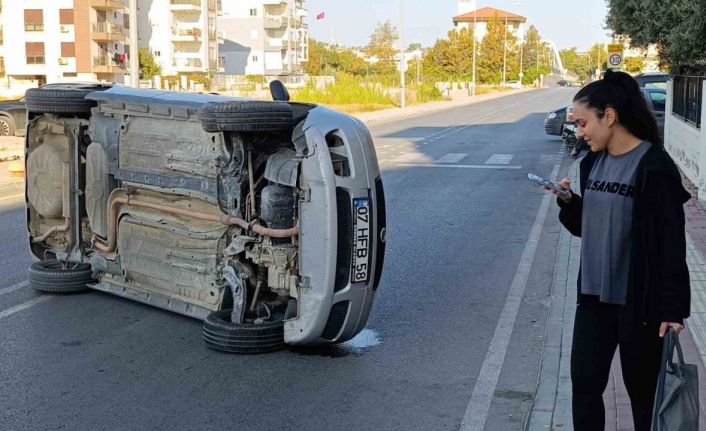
[24,82,386,353]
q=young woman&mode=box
[547,70,691,430]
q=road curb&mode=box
[526,156,581,431]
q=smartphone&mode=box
[528,173,570,196]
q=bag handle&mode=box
[666,328,686,375]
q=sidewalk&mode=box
[527,158,706,430]
[0,136,23,199]
[351,87,539,125]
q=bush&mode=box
[292,74,395,106]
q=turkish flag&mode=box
[316,11,325,20]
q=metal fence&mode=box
[672,75,703,128]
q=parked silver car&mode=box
[23,82,386,353]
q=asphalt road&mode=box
[0,88,578,430]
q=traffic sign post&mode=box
[607,44,624,70]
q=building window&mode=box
[252,55,258,62]
[249,8,257,16]
[154,51,161,57]
[26,42,45,64]
[24,9,44,32]
[59,9,74,25]
[63,72,78,77]
[61,42,75,58]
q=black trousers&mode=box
[571,296,664,431]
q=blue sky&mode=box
[305,0,613,51]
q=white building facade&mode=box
[0,0,130,91]
[137,0,220,77]
[452,5,526,43]
[218,0,308,76]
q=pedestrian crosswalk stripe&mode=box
[485,154,514,165]
[436,153,468,164]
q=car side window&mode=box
[649,92,666,112]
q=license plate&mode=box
[351,197,371,283]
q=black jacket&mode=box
[558,144,691,328]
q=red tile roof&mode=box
[453,7,526,23]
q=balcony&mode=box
[217,0,223,15]
[265,37,284,51]
[93,55,125,73]
[172,57,203,71]
[92,22,125,41]
[170,0,202,12]
[172,27,202,42]
[91,0,125,10]
[217,30,225,44]
[264,15,286,29]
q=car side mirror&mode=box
[269,80,290,102]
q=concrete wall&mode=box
[665,77,706,197]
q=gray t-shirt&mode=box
[580,142,651,304]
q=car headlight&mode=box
[548,112,557,119]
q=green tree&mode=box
[606,0,706,70]
[138,48,162,80]
[625,56,645,73]
[422,28,475,81]
[478,15,516,84]
[305,39,325,75]
[367,20,398,76]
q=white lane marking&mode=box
[396,163,522,170]
[0,281,29,296]
[484,154,513,165]
[0,295,53,320]
[436,153,468,164]
[459,159,561,431]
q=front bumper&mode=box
[285,107,385,345]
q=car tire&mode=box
[198,101,294,133]
[0,116,14,136]
[25,85,110,114]
[202,309,286,354]
[28,260,93,293]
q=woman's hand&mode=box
[659,322,684,337]
[545,177,572,202]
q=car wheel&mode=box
[198,101,294,133]
[25,84,110,114]
[202,309,286,354]
[28,260,93,293]
[0,116,14,136]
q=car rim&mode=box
[0,120,9,136]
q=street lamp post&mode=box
[399,0,405,108]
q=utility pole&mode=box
[471,1,477,96]
[399,0,405,108]
[129,0,138,87]
[502,10,508,86]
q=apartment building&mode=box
[0,0,130,88]
[137,0,220,77]
[218,0,308,76]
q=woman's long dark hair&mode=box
[573,70,662,146]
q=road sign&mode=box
[607,44,624,70]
